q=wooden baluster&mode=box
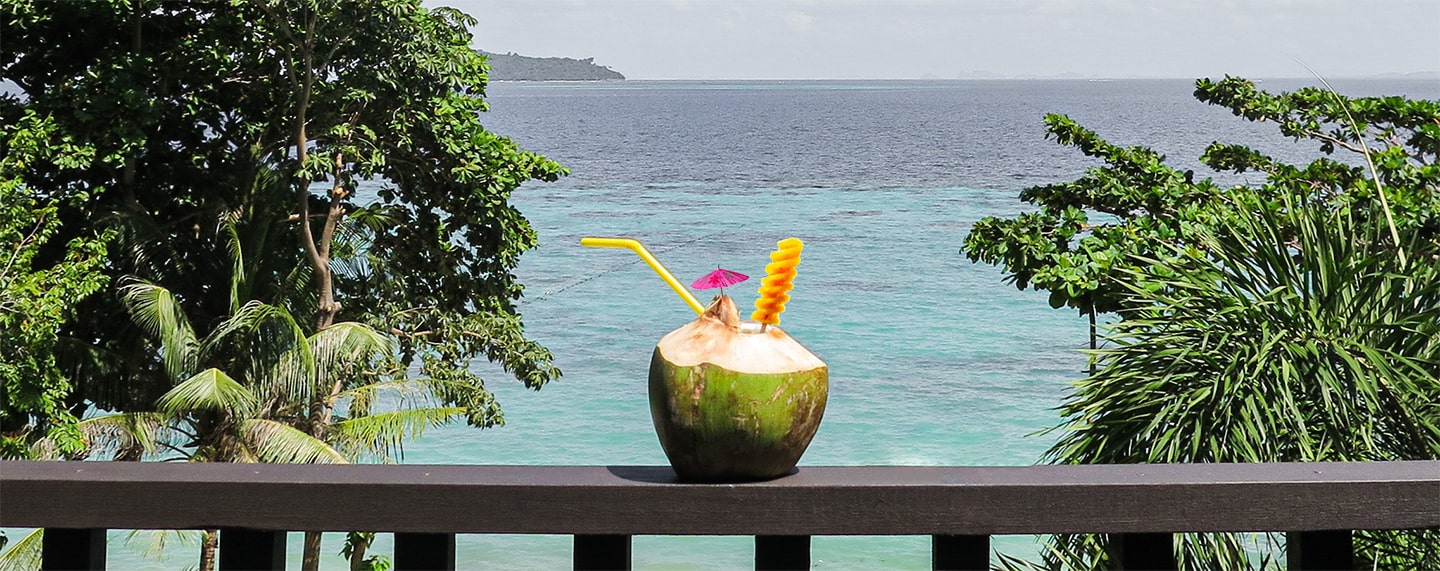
[755,535,810,570]
[394,533,456,571]
[574,534,631,570]
[1287,530,1353,571]
[932,534,989,571]
[218,528,285,571]
[1107,533,1176,571]
[40,528,106,571]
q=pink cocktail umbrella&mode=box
[691,268,749,296]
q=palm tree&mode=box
[116,213,477,569]
[19,200,492,570]
[120,279,349,570]
[101,277,474,569]
[1020,194,1440,569]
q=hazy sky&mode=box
[440,0,1440,79]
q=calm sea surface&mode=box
[23,78,1440,569]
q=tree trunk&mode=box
[199,529,217,571]
[302,531,323,571]
[1088,304,1098,377]
[310,152,347,330]
[348,532,373,571]
[283,17,334,570]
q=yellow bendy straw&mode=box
[580,237,705,315]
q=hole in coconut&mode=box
[738,321,766,334]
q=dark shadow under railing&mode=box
[2,461,1438,570]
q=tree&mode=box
[963,77,1440,368]
[963,112,1225,370]
[117,278,349,571]
[2,0,563,416]
[1036,195,1440,570]
[973,79,1440,569]
[70,274,466,570]
[0,112,111,458]
[4,2,565,566]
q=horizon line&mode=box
[498,72,1440,82]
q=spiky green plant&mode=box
[43,246,484,569]
[1018,192,1440,570]
[0,529,41,571]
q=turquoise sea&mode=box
[9,78,1439,569]
[414,180,1093,569]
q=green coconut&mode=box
[648,295,828,482]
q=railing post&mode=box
[40,528,106,571]
[755,535,810,570]
[1107,533,1176,571]
[932,534,988,571]
[394,533,456,571]
[574,534,631,570]
[218,528,285,571]
[1287,530,1353,571]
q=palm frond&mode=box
[1050,196,1440,466]
[311,321,395,395]
[330,253,372,284]
[313,322,393,369]
[330,407,463,462]
[1036,193,1440,566]
[213,213,247,316]
[338,377,475,419]
[276,261,316,317]
[256,341,318,412]
[1357,529,1440,569]
[331,211,381,282]
[354,370,502,428]
[237,419,347,464]
[71,412,170,461]
[119,279,199,382]
[124,529,202,562]
[203,300,315,402]
[0,529,42,571]
[157,368,258,417]
[199,300,304,366]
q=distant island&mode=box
[481,51,624,81]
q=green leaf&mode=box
[238,418,346,464]
[331,406,463,462]
[0,529,42,571]
[157,368,258,417]
[119,280,199,383]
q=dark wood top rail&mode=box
[3,461,1437,536]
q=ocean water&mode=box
[11,78,1439,569]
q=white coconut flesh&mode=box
[655,295,825,374]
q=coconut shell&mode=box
[649,295,828,481]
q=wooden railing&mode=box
[2,461,1437,570]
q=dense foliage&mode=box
[0,113,110,458]
[964,113,1221,317]
[1039,196,1440,570]
[970,79,1440,569]
[965,77,1439,317]
[3,1,565,567]
[1052,197,1440,466]
[1,0,563,434]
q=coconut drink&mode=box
[650,294,827,481]
[582,236,828,482]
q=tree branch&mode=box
[1301,127,1368,155]
[0,211,50,283]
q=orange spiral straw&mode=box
[752,237,803,326]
